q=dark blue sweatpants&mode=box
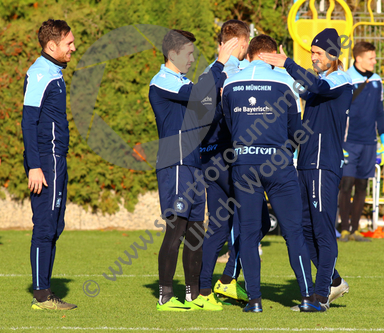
[233,164,314,300]
[199,151,271,290]
[199,151,241,290]
[25,154,67,290]
[299,169,340,298]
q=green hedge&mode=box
[0,0,218,214]
[0,0,295,214]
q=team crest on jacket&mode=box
[248,96,256,106]
[55,198,62,208]
[174,197,186,213]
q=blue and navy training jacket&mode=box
[222,60,302,166]
[345,64,384,145]
[284,58,353,178]
[22,55,69,170]
[199,56,241,155]
[239,59,250,70]
[149,62,224,170]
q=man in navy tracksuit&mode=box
[261,28,353,309]
[223,34,319,313]
[149,29,237,311]
[198,20,270,304]
[339,41,384,242]
[22,19,76,310]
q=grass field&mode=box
[0,229,383,332]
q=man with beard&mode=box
[22,19,77,310]
[260,28,352,310]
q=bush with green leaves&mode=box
[0,0,217,214]
[8,1,368,216]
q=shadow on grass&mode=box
[217,243,229,257]
[261,278,301,307]
[260,240,272,248]
[328,303,346,309]
[260,279,347,309]
[27,277,74,299]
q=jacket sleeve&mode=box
[221,85,232,135]
[376,82,384,136]
[21,75,42,170]
[286,88,302,149]
[152,61,225,103]
[22,104,41,169]
[284,57,345,99]
[299,89,310,100]
[197,71,227,127]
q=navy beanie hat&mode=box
[311,28,341,57]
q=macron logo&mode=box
[313,201,318,208]
[37,74,44,82]
[315,39,318,43]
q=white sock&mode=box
[185,285,192,302]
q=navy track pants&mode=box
[233,164,314,300]
[199,151,241,290]
[199,151,270,290]
[25,154,67,290]
[299,169,340,298]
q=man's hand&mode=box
[259,45,288,67]
[28,168,48,194]
[217,38,239,65]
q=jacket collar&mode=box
[353,63,374,79]
[160,64,187,80]
[225,55,240,68]
[250,59,273,69]
[41,50,67,69]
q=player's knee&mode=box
[339,176,355,192]
[31,231,57,244]
[354,178,368,192]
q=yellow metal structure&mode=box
[287,0,384,228]
[288,0,353,70]
[350,0,384,84]
[351,0,384,47]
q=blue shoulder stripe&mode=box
[150,69,191,93]
[223,61,302,113]
[24,56,63,107]
[346,66,381,84]
[324,70,352,90]
[24,74,62,107]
